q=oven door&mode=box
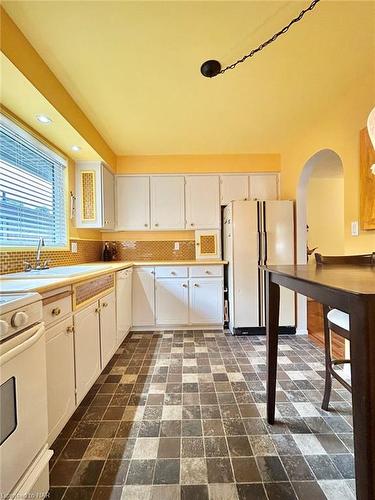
[0,322,48,498]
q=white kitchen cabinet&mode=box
[45,317,75,444]
[151,176,185,230]
[155,278,189,325]
[75,161,114,229]
[249,174,278,200]
[220,175,249,205]
[99,292,117,368]
[116,176,150,230]
[74,302,101,404]
[116,268,132,344]
[132,267,155,326]
[189,278,223,325]
[185,175,220,229]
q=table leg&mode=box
[266,272,280,425]
[349,296,375,500]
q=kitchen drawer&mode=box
[43,291,72,327]
[189,265,223,278]
[155,266,188,278]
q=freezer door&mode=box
[262,201,295,327]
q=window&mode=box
[0,115,67,248]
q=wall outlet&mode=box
[71,241,78,253]
[351,221,359,236]
[174,242,180,251]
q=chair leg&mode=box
[322,304,332,411]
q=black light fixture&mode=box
[200,0,321,78]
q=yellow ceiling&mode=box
[2,1,375,156]
[0,54,101,162]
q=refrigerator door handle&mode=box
[263,231,268,265]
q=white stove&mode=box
[0,292,42,341]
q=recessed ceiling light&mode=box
[36,114,52,124]
[71,145,81,152]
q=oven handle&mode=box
[0,323,45,366]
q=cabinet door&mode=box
[46,317,76,444]
[220,175,249,205]
[156,278,188,325]
[99,292,117,368]
[249,174,278,200]
[74,302,101,404]
[102,166,115,229]
[116,176,150,230]
[151,176,185,229]
[132,267,155,326]
[189,278,223,325]
[75,161,103,228]
[116,270,132,344]
[185,175,220,229]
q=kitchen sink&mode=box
[1,264,114,279]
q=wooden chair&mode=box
[315,252,375,410]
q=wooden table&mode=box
[262,264,375,500]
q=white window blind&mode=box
[0,115,67,247]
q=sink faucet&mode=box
[35,237,45,270]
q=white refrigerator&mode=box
[223,200,295,335]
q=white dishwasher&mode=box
[116,268,133,344]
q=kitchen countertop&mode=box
[0,260,227,294]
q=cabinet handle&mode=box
[194,283,199,287]
[144,223,148,227]
[182,284,187,288]
[171,271,176,275]
[102,302,108,308]
[155,223,159,227]
[52,307,61,316]
[66,326,74,334]
[205,270,211,274]
[190,223,194,226]
[95,307,101,313]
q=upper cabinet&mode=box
[75,161,115,229]
[220,175,249,205]
[185,175,220,229]
[249,174,279,200]
[150,176,185,230]
[116,176,150,230]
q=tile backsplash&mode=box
[0,239,196,275]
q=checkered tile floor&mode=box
[48,331,355,500]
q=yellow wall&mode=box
[281,73,375,254]
[0,7,116,170]
[117,154,280,174]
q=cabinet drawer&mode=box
[189,265,223,278]
[155,266,188,278]
[43,293,72,327]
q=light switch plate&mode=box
[174,242,180,251]
[71,241,78,253]
[351,221,359,236]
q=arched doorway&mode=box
[296,149,344,336]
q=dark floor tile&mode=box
[71,460,105,486]
[95,422,119,439]
[202,419,225,436]
[331,453,355,479]
[223,418,246,436]
[265,482,297,500]
[204,436,228,457]
[160,420,182,437]
[73,422,100,438]
[126,459,155,485]
[138,421,160,437]
[48,487,66,500]
[153,459,180,484]
[62,487,95,500]
[181,485,209,500]
[182,405,201,419]
[227,436,253,457]
[206,458,234,483]
[323,416,352,433]
[243,418,267,436]
[181,437,204,457]
[200,392,218,405]
[232,457,262,483]
[256,456,288,482]
[271,435,301,455]
[61,439,91,459]
[292,481,327,500]
[182,419,202,437]
[280,455,314,481]
[237,483,267,500]
[93,485,122,500]
[158,438,181,458]
[147,394,164,406]
[116,421,140,438]
[201,405,221,419]
[316,433,349,453]
[306,455,342,480]
[108,438,135,460]
[239,404,260,417]
[50,460,80,486]
[98,460,129,485]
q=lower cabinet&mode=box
[189,278,224,324]
[132,267,155,326]
[99,291,117,368]
[74,301,101,405]
[45,317,75,444]
[156,278,189,325]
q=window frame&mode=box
[0,114,70,251]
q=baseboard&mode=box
[231,326,296,336]
[296,328,308,335]
[130,325,224,332]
